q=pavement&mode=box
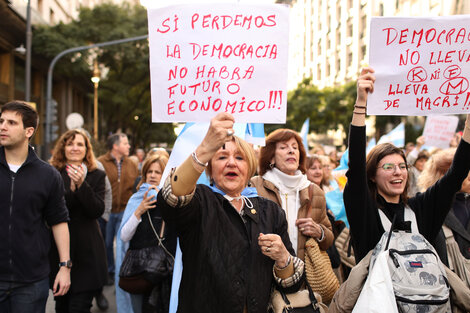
[46,284,117,313]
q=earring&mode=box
[269,163,275,169]
[247,181,252,187]
[210,179,214,187]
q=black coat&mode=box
[344,125,470,262]
[159,184,299,313]
[445,193,470,259]
[49,168,107,293]
[0,146,68,283]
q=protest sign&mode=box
[422,115,459,148]
[147,4,289,123]
[368,16,470,116]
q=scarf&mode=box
[263,167,311,253]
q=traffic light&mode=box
[51,99,58,123]
[51,99,59,141]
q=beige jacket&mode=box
[98,152,138,213]
[251,176,333,261]
[328,252,470,313]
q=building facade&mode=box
[0,0,111,152]
[288,0,470,90]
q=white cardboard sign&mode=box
[147,4,289,123]
[368,16,470,116]
[422,115,459,149]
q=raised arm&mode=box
[344,67,382,261]
[351,67,375,126]
[171,113,235,196]
[463,115,470,144]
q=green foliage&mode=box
[265,78,357,145]
[32,3,176,149]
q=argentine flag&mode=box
[300,118,310,153]
[377,122,405,148]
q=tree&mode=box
[33,3,176,149]
[265,78,357,145]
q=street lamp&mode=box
[91,60,100,140]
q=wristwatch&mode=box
[59,260,73,269]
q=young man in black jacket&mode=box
[0,101,70,312]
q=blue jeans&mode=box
[105,212,124,274]
[0,277,49,313]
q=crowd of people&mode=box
[1,65,470,313]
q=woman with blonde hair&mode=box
[49,129,107,312]
[117,154,176,313]
[418,148,470,277]
[306,154,325,188]
[157,113,304,313]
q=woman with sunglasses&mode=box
[344,67,470,263]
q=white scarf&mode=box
[263,167,311,253]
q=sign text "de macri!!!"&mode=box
[147,4,289,123]
[368,16,470,116]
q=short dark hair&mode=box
[366,143,409,205]
[259,128,306,176]
[106,133,127,151]
[1,100,39,130]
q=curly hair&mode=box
[417,148,456,191]
[50,129,97,171]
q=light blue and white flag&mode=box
[300,118,310,153]
[329,149,349,227]
[377,122,405,148]
[245,123,265,146]
[366,137,376,154]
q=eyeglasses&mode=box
[378,162,408,172]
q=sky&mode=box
[140,0,277,8]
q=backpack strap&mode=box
[378,206,418,233]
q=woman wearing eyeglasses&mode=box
[344,67,470,263]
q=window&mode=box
[348,23,353,37]
[14,60,25,92]
[49,9,55,25]
[38,0,43,15]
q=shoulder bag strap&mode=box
[147,211,175,261]
[378,206,419,233]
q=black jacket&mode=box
[0,146,68,283]
[159,184,299,313]
[445,193,470,259]
[49,168,108,293]
[344,125,470,262]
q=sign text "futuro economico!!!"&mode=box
[147,4,289,123]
